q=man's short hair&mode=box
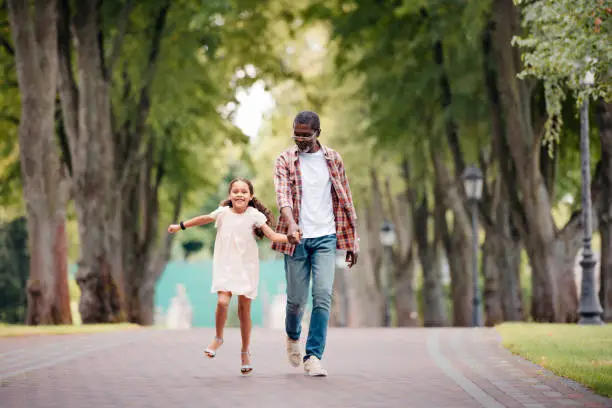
[293,111,320,131]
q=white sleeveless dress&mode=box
[210,206,267,299]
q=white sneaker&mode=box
[286,338,302,367]
[304,356,328,377]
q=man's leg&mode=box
[304,234,337,361]
[284,243,311,360]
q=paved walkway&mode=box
[0,328,609,408]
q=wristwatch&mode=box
[180,221,186,230]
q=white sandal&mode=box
[204,337,223,358]
[241,351,253,375]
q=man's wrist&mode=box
[180,221,186,230]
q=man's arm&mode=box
[336,153,359,266]
[274,154,292,213]
[274,154,301,239]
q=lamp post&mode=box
[335,251,350,327]
[462,166,484,327]
[380,220,396,327]
[578,68,604,325]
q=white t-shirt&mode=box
[298,150,336,238]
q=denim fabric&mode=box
[284,234,337,361]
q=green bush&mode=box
[0,217,29,323]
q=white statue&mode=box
[165,284,193,329]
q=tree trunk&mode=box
[8,0,72,325]
[125,178,182,325]
[482,18,523,324]
[414,194,447,327]
[431,30,475,327]
[491,0,562,322]
[600,207,612,321]
[481,176,523,324]
[596,100,612,321]
[123,179,141,323]
[430,152,472,327]
[481,234,504,326]
[388,167,419,326]
[114,1,170,325]
[498,236,523,321]
[56,0,124,323]
[53,220,72,324]
[445,226,472,327]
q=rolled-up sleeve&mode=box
[274,154,292,210]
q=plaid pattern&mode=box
[272,143,359,256]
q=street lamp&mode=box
[462,166,483,327]
[578,68,604,325]
[379,220,396,327]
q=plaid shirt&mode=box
[272,143,359,256]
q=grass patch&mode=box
[0,323,141,338]
[496,323,612,397]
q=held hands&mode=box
[287,229,302,245]
[287,224,302,245]
[167,224,180,234]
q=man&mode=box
[273,110,359,377]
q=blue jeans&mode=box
[285,234,337,361]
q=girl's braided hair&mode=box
[220,177,276,239]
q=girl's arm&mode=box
[168,213,215,233]
[259,223,289,243]
[183,214,215,228]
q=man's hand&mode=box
[288,223,302,245]
[287,229,301,245]
[346,251,358,268]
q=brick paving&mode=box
[0,328,609,408]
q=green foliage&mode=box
[0,217,28,323]
[100,0,302,265]
[300,0,493,185]
[182,240,204,259]
[513,0,612,146]
[0,6,23,212]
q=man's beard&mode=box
[296,141,312,152]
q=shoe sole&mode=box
[305,371,328,377]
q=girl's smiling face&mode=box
[229,180,253,211]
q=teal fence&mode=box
[69,260,292,327]
[155,260,289,327]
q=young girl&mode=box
[168,177,298,375]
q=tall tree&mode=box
[513,0,611,321]
[492,0,605,322]
[7,0,71,325]
[56,0,133,323]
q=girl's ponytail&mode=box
[249,197,276,239]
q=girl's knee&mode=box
[217,297,230,310]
